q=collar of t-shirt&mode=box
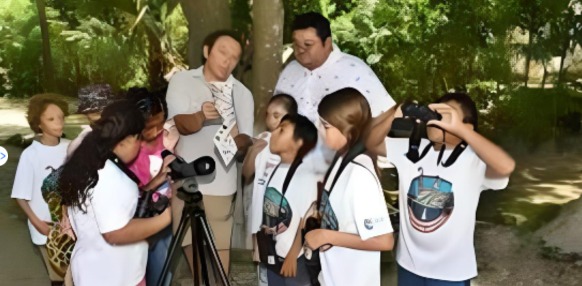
[301,43,343,76]
[190,65,235,84]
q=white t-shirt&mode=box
[318,154,393,286]
[274,44,396,123]
[248,132,281,236]
[68,160,148,286]
[261,163,319,258]
[11,139,70,245]
[385,138,509,281]
[166,67,254,196]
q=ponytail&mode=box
[59,100,145,212]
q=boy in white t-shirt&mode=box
[367,92,515,285]
[11,94,71,284]
[258,113,319,285]
[242,94,298,285]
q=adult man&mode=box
[166,30,254,275]
[275,12,395,123]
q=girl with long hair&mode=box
[60,100,171,286]
[304,88,394,286]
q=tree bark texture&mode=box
[251,0,284,132]
[35,0,55,91]
[180,0,232,68]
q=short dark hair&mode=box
[435,92,479,131]
[201,30,242,64]
[292,12,332,44]
[126,86,169,121]
[27,93,70,134]
[280,113,318,161]
[269,94,298,115]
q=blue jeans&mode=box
[146,226,173,286]
[266,255,311,286]
[398,264,471,286]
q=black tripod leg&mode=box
[196,212,230,286]
[157,206,192,286]
[193,212,211,285]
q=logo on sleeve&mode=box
[407,167,454,233]
[364,219,374,230]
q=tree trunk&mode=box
[35,0,55,91]
[524,29,533,88]
[541,64,548,89]
[558,42,568,85]
[252,0,284,132]
[146,29,165,89]
[180,0,232,69]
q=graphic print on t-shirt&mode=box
[262,187,292,234]
[319,191,338,230]
[407,168,454,233]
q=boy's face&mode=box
[426,100,473,145]
[142,112,165,143]
[39,104,65,138]
[265,102,288,132]
[269,120,301,156]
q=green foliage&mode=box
[481,87,582,152]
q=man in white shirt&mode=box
[274,12,396,173]
[274,12,395,122]
[166,30,254,275]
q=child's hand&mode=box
[427,103,471,138]
[59,215,76,241]
[280,254,297,277]
[304,229,332,251]
[36,221,51,236]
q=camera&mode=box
[401,102,442,122]
[389,102,442,138]
[161,150,215,181]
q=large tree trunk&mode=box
[251,0,284,131]
[35,0,55,91]
[558,41,569,85]
[524,28,533,88]
[180,0,232,69]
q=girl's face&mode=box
[265,103,288,132]
[142,112,165,143]
[86,111,101,124]
[269,120,301,156]
[39,104,65,139]
[320,117,347,151]
[114,134,142,164]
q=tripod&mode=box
[157,180,230,286]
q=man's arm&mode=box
[365,106,397,157]
[428,103,515,177]
[173,102,220,135]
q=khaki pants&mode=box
[38,245,64,282]
[171,191,235,275]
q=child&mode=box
[59,100,172,286]
[257,113,318,285]
[366,92,515,285]
[127,87,178,286]
[304,88,394,286]
[242,94,297,285]
[11,93,71,284]
[67,84,115,156]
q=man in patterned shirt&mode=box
[274,12,395,123]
